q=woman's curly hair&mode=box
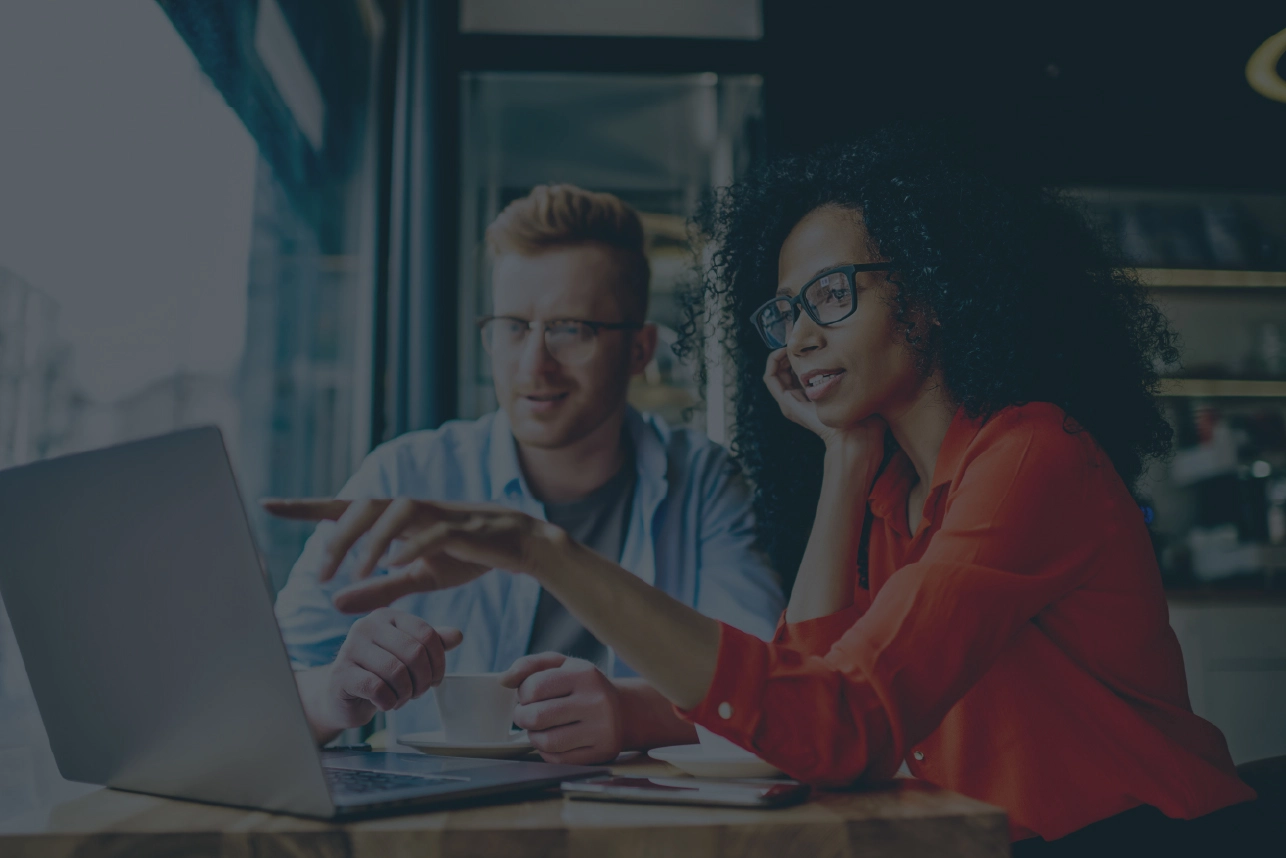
[677,124,1179,588]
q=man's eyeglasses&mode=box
[750,262,893,349]
[477,316,644,367]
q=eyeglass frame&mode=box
[749,262,894,349]
[476,315,645,364]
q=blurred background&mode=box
[0,0,1284,819]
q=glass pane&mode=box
[0,0,376,816]
[458,72,763,436]
[461,0,762,39]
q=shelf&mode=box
[1137,268,1286,289]
[1159,379,1286,398]
[1167,588,1286,603]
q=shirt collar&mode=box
[929,406,987,490]
[626,406,671,504]
[487,408,526,501]
[486,405,669,503]
[868,451,916,524]
[868,406,985,524]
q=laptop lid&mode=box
[0,428,335,817]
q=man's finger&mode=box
[513,695,582,732]
[336,664,400,712]
[389,613,459,689]
[261,498,351,521]
[419,625,464,687]
[516,665,579,705]
[388,613,464,652]
[389,614,464,688]
[535,746,610,767]
[369,623,434,699]
[527,722,594,756]
[319,500,390,582]
[500,652,566,689]
[350,641,413,706]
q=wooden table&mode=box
[0,756,1009,857]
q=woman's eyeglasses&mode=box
[477,316,643,367]
[750,262,893,349]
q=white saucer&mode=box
[648,744,784,779]
[398,730,535,760]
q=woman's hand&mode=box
[262,498,567,613]
[762,349,886,459]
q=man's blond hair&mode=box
[485,184,650,320]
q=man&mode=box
[274,184,784,765]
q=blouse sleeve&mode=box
[678,414,1119,785]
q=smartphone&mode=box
[560,775,809,808]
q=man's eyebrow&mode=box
[776,263,851,297]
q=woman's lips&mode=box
[802,370,845,402]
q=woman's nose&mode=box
[787,312,824,354]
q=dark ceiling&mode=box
[762,2,1286,191]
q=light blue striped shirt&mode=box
[273,407,785,738]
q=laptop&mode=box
[0,427,607,818]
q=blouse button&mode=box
[717,702,733,720]
[913,751,925,761]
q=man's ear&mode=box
[629,323,659,375]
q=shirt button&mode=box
[717,702,733,720]
[913,751,925,761]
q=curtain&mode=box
[385,0,459,437]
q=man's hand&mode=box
[500,653,626,766]
[297,608,462,743]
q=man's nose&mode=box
[515,325,559,375]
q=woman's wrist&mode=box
[823,433,882,477]
[520,517,580,584]
[615,679,698,751]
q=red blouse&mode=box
[682,402,1254,841]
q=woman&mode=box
[268,127,1257,852]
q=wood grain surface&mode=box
[0,756,1009,857]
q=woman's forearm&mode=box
[785,440,878,624]
[530,531,721,711]
[521,439,878,711]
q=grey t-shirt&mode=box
[525,454,636,669]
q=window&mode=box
[0,0,383,818]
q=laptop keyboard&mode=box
[324,767,454,794]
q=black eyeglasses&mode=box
[477,316,643,366]
[750,262,893,349]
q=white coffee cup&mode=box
[433,673,517,743]
[695,724,759,759]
